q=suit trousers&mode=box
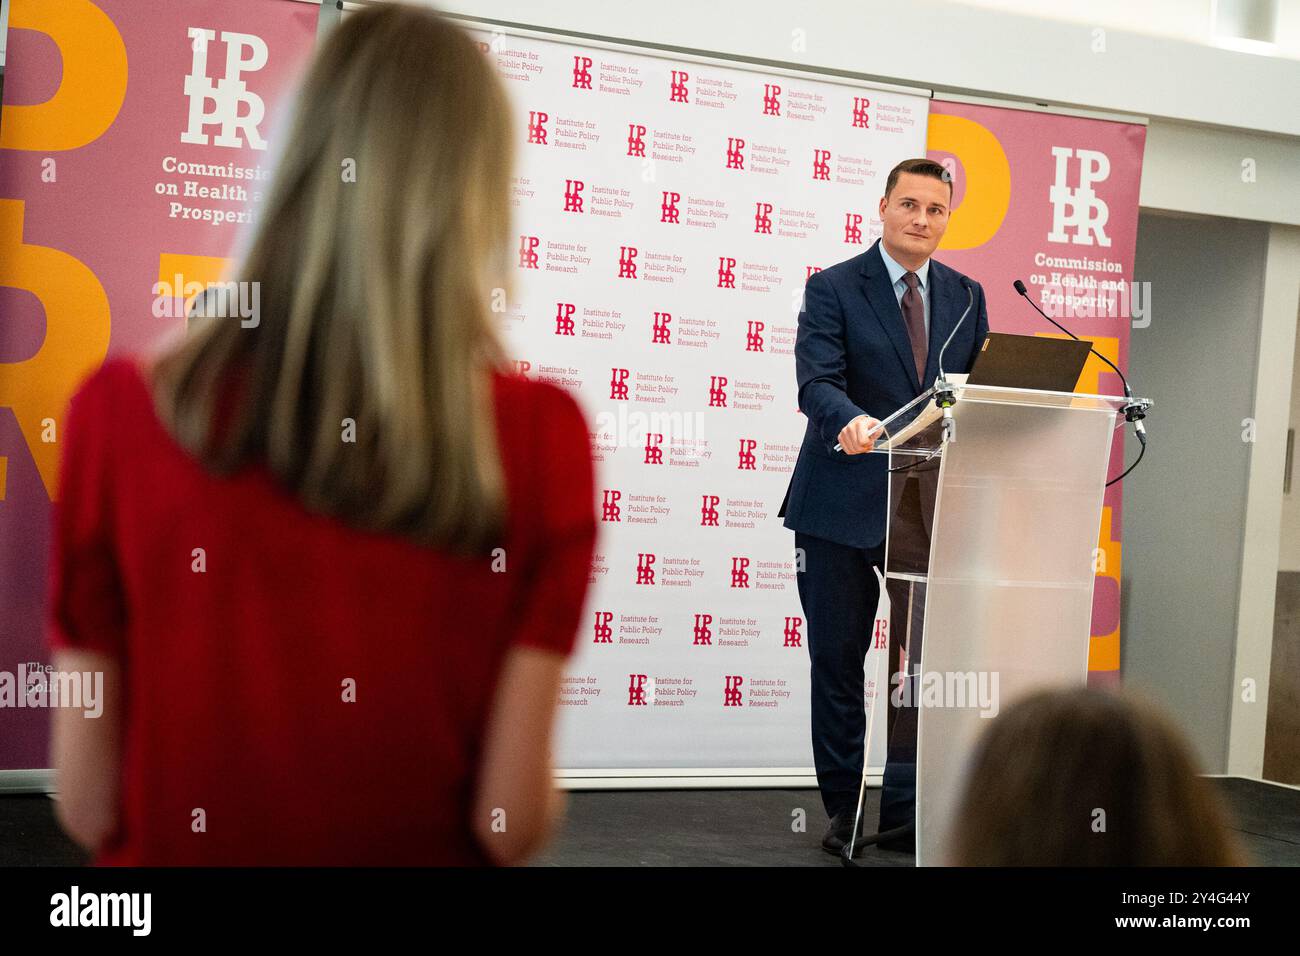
[795,466,935,823]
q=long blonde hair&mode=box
[153,4,514,554]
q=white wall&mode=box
[1124,212,1268,772]
[435,0,1298,132]
[1140,119,1300,228]
[1278,328,1300,572]
[429,0,1300,229]
[1231,223,1300,775]
[954,0,1300,58]
[951,0,1217,44]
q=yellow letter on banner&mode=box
[0,0,125,499]
[0,201,112,500]
[926,113,1011,251]
[0,0,129,151]
[1039,333,1124,673]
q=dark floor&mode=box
[0,795,89,867]
[533,777,1300,866]
[532,786,910,867]
[3,777,1296,866]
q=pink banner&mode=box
[0,0,315,769]
[927,99,1147,680]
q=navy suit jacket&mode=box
[779,239,989,550]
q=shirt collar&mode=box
[878,241,929,292]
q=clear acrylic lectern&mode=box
[856,379,1151,867]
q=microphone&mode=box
[937,276,976,383]
[1013,279,1145,446]
[931,276,976,445]
[832,276,977,454]
[835,276,978,452]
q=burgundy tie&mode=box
[901,271,927,383]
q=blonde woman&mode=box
[48,3,595,865]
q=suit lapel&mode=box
[859,241,921,394]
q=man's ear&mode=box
[878,195,888,217]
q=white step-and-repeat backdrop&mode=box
[474,27,929,770]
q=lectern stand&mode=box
[846,380,1151,867]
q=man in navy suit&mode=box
[778,158,989,853]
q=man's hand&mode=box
[837,415,881,455]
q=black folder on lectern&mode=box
[966,332,1093,392]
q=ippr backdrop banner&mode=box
[0,6,1147,776]
[0,0,315,769]
[926,99,1146,686]
[475,27,932,770]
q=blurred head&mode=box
[154,4,515,553]
[949,687,1244,866]
[878,158,951,269]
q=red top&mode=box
[47,358,596,865]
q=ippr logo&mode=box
[564,179,585,213]
[844,212,864,244]
[805,265,822,279]
[1047,147,1111,247]
[644,433,665,464]
[627,123,647,157]
[708,376,728,408]
[652,311,672,344]
[182,29,269,150]
[737,438,757,470]
[725,137,746,170]
[635,553,657,585]
[518,235,540,269]
[555,302,577,336]
[812,148,831,181]
[527,110,549,145]
[609,368,630,400]
[872,617,888,650]
[627,674,649,705]
[601,489,622,522]
[746,321,765,352]
[661,191,681,223]
[693,613,713,645]
[851,96,870,128]
[730,557,750,588]
[618,246,639,278]
[723,675,744,707]
[762,83,781,116]
[572,55,593,89]
[783,616,803,647]
[717,256,737,289]
[670,69,690,103]
[700,494,720,526]
[754,202,773,234]
[512,359,532,378]
[593,611,614,644]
